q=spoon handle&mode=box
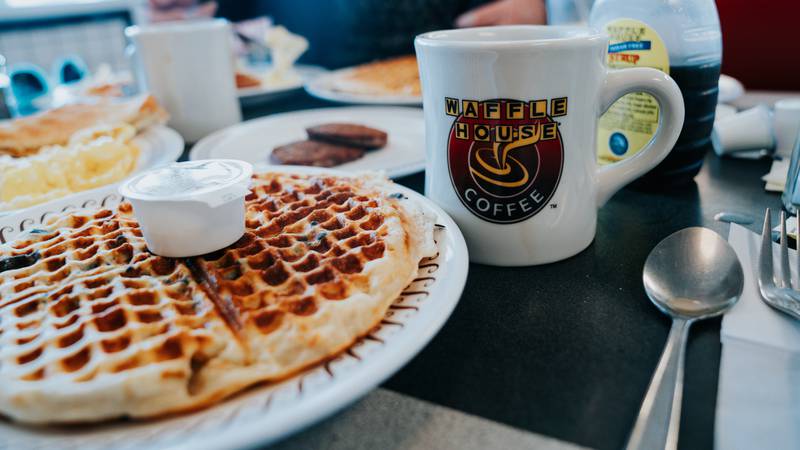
[625,317,692,450]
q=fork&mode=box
[758,208,800,320]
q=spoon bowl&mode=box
[626,227,744,450]
[643,227,744,319]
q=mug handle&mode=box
[595,68,685,207]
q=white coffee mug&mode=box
[415,26,684,266]
[125,19,242,142]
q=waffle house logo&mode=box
[446,97,566,224]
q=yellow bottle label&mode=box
[598,18,670,164]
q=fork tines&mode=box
[758,208,800,320]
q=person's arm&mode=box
[146,0,217,22]
[145,0,264,26]
[455,0,547,27]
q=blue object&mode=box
[8,63,49,116]
[53,56,89,85]
[783,127,800,213]
[608,41,652,53]
[0,54,9,119]
[609,132,629,156]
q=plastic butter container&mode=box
[119,159,253,257]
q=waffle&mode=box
[330,55,421,97]
[0,172,436,424]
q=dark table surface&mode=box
[232,91,782,450]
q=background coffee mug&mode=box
[126,19,242,143]
[415,26,684,266]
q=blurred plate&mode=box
[0,125,183,217]
[305,69,421,105]
[238,65,327,107]
[190,107,425,178]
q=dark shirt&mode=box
[215,0,486,68]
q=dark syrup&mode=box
[638,61,721,185]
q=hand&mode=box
[147,0,217,23]
[455,0,547,28]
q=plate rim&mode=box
[188,106,427,179]
[0,166,469,450]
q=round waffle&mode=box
[0,171,436,423]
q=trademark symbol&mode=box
[550,203,558,209]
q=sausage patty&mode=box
[271,140,365,167]
[306,123,388,149]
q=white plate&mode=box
[305,68,421,105]
[719,74,745,104]
[0,125,183,217]
[190,107,426,178]
[238,65,328,107]
[0,166,468,450]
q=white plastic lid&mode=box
[120,159,253,207]
[776,98,800,111]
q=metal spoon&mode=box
[626,227,744,450]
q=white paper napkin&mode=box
[716,224,800,450]
[762,159,789,192]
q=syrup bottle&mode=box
[590,0,722,185]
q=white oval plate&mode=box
[0,125,183,218]
[190,107,426,179]
[304,68,421,105]
[0,166,469,450]
[238,65,328,107]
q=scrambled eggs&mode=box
[0,123,139,211]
